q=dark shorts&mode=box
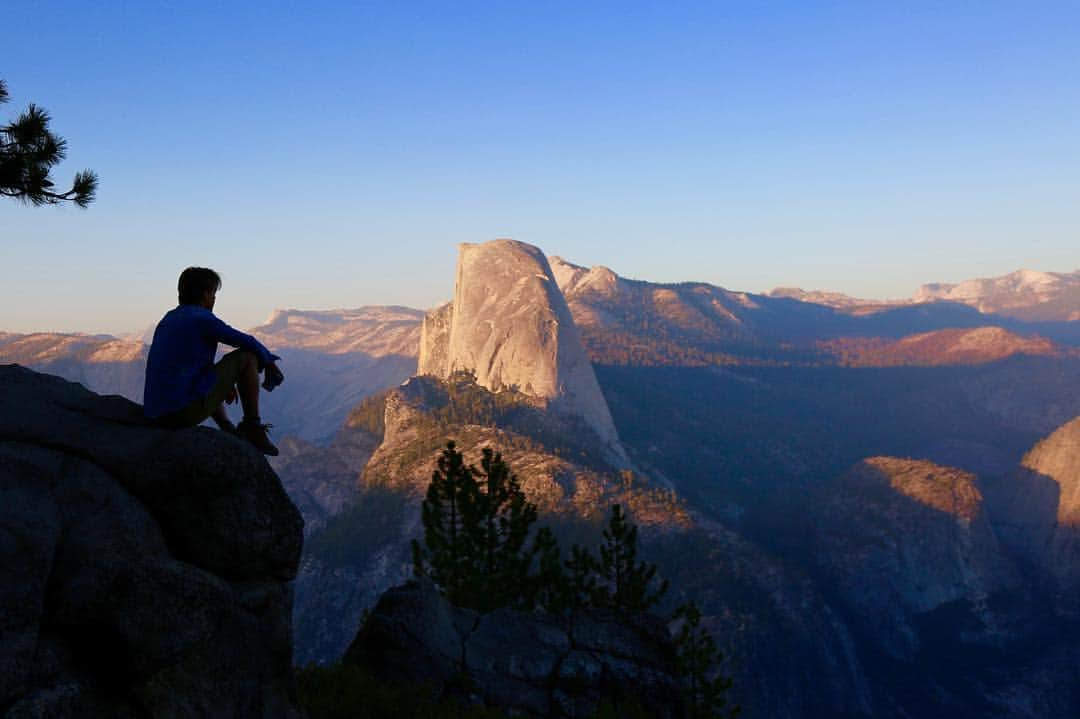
[157,349,251,428]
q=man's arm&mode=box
[200,312,279,369]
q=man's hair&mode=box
[178,267,222,305]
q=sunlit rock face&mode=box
[1022,417,1080,527]
[418,240,626,464]
[417,302,453,380]
[988,417,1080,601]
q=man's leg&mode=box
[203,350,252,432]
[234,350,261,422]
[207,350,277,455]
[210,402,236,433]
[227,350,278,456]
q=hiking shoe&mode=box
[237,419,279,456]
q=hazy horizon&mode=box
[3,1,1079,334]
[2,255,1076,337]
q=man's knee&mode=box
[225,349,258,370]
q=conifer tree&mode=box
[411,442,478,606]
[672,601,738,719]
[0,79,97,207]
[413,442,548,612]
[528,525,566,611]
[562,543,600,611]
[469,447,540,611]
[593,504,668,611]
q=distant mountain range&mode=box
[770,268,1080,322]
[552,258,1078,363]
[251,306,423,356]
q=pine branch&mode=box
[0,79,98,208]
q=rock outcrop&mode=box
[292,370,692,665]
[1022,417,1080,527]
[811,457,1017,660]
[364,376,588,506]
[984,417,1080,599]
[417,240,627,465]
[345,580,684,718]
[0,365,304,718]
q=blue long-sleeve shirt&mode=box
[143,305,278,418]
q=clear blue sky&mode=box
[3,1,1079,334]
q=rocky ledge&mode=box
[345,579,684,718]
[0,364,304,718]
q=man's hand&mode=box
[263,361,284,391]
[225,386,238,405]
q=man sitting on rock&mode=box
[143,266,283,456]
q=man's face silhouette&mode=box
[200,288,217,312]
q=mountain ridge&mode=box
[770,268,1080,322]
